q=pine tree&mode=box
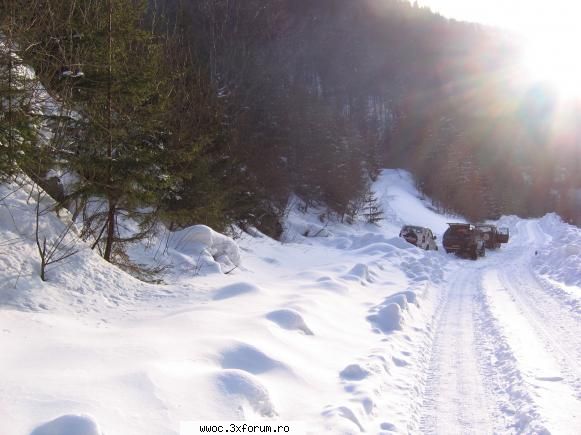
[0,0,39,179]
[361,189,384,224]
[57,0,171,262]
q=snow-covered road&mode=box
[419,219,581,434]
[419,265,496,434]
[497,221,581,399]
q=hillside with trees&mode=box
[1,0,580,267]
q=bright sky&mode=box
[417,0,581,97]
[416,0,577,36]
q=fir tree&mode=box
[0,0,39,180]
[59,0,171,262]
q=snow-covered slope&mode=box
[1,169,580,435]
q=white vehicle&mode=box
[399,225,438,250]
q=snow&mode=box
[535,213,581,288]
[215,369,277,417]
[367,291,419,333]
[1,169,581,434]
[30,415,102,435]
[213,282,259,300]
[169,225,241,274]
[482,269,581,432]
[266,309,314,335]
[368,301,404,332]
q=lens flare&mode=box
[522,34,581,99]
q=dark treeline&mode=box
[159,0,581,224]
[1,0,580,266]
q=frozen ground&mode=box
[0,170,580,434]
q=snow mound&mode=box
[496,214,521,229]
[219,343,286,374]
[386,236,415,250]
[347,233,394,250]
[534,214,581,287]
[391,290,419,307]
[215,369,276,417]
[213,282,260,300]
[313,276,350,294]
[266,309,314,335]
[340,364,371,381]
[30,415,101,435]
[367,291,418,333]
[281,204,333,243]
[388,294,408,310]
[342,263,374,284]
[368,303,403,332]
[322,406,365,432]
[170,225,241,274]
[400,254,445,285]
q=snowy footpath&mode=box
[1,170,580,434]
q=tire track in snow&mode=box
[406,279,449,434]
[496,265,581,399]
[474,272,549,434]
[484,267,581,432]
[419,265,496,434]
[495,221,581,400]
[477,219,581,432]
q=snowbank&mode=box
[1,169,454,435]
[535,213,581,287]
[123,223,242,281]
[0,180,157,313]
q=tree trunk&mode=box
[103,0,115,264]
[103,201,116,262]
[40,260,46,282]
[7,0,14,162]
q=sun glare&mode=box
[522,34,581,99]
[418,1,581,99]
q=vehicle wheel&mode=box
[471,248,478,260]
